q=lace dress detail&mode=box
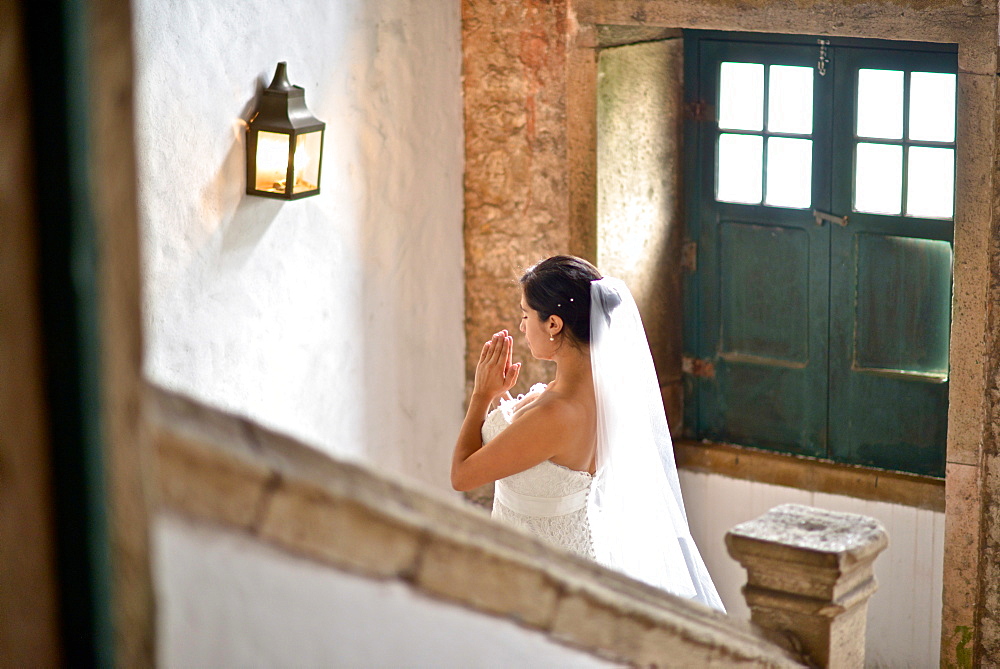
[482,387,595,559]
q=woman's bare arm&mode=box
[451,392,494,490]
[451,330,520,490]
[451,329,591,491]
[451,393,581,491]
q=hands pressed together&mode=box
[473,329,521,404]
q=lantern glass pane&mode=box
[256,131,292,193]
[293,131,323,194]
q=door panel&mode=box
[685,33,955,476]
[719,222,810,364]
[853,234,952,376]
[710,220,825,455]
[828,228,951,475]
[692,39,829,457]
[697,211,829,457]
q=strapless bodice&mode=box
[482,394,595,558]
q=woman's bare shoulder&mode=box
[514,389,589,427]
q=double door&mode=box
[684,33,956,476]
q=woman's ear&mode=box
[548,315,564,337]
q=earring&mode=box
[549,335,554,341]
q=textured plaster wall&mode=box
[155,513,616,668]
[132,0,464,488]
[597,39,685,432]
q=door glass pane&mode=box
[765,137,812,208]
[768,65,813,134]
[718,133,763,204]
[907,146,955,219]
[857,69,904,140]
[909,72,956,142]
[719,62,764,131]
[855,142,902,214]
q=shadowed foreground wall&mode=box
[156,514,616,668]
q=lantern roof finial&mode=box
[267,62,294,92]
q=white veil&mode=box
[587,277,725,612]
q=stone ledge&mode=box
[727,505,888,567]
[147,384,804,667]
[676,440,945,512]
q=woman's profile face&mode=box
[519,293,550,360]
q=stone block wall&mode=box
[462,0,595,393]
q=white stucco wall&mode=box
[132,0,464,488]
[156,513,618,668]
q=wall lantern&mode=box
[246,62,325,199]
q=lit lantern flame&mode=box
[255,131,290,191]
[255,131,317,193]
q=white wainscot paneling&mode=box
[679,470,944,668]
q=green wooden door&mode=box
[684,33,955,476]
[827,47,955,475]
[690,39,832,458]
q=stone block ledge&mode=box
[148,384,804,667]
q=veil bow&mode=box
[587,277,725,612]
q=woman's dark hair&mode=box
[519,255,602,346]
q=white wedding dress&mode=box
[473,277,724,611]
[482,388,595,559]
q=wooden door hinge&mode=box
[681,241,697,272]
[683,100,712,122]
[682,355,715,379]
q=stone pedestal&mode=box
[725,503,888,668]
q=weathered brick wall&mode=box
[462,0,585,393]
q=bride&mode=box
[451,255,724,612]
